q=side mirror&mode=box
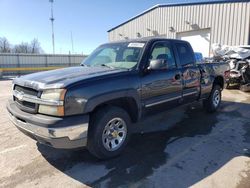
[148,59,168,70]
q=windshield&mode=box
[82,42,145,69]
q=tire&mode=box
[87,106,131,159]
[203,85,222,113]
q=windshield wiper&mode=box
[100,64,114,69]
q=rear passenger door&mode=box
[174,42,201,103]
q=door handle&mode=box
[175,74,181,80]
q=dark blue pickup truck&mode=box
[7,37,229,159]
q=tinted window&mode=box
[176,43,194,66]
[150,42,176,69]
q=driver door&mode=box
[140,41,183,110]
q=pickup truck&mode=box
[7,37,229,159]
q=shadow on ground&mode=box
[37,100,250,187]
[0,77,15,81]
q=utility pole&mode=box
[70,31,74,54]
[49,0,55,54]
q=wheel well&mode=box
[213,76,224,89]
[91,97,139,123]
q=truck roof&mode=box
[106,37,186,45]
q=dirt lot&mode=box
[0,79,250,188]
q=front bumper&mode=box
[7,100,89,149]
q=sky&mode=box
[0,0,222,55]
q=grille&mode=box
[15,85,38,96]
[15,98,36,109]
[14,85,39,113]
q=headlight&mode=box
[40,89,66,101]
[38,89,66,116]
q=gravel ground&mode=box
[0,79,250,188]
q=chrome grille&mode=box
[15,85,38,96]
[14,85,39,113]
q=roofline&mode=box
[102,37,184,44]
[107,0,250,32]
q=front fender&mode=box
[83,89,141,113]
[64,88,141,116]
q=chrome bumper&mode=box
[7,100,89,149]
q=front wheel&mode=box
[203,85,222,113]
[87,106,131,159]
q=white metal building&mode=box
[108,0,250,57]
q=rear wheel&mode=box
[203,85,221,113]
[87,106,131,159]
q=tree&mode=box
[30,38,42,53]
[0,37,11,53]
[0,37,44,54]
[13,39,43,54]
[13,42,30,53]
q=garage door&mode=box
[177,29,211,58]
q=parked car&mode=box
[194,52,204,63]
[7,37,229,159]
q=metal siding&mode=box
[245,3,250,44]
[224,3,231,45]
[217,4,222,44]
[108,2,250,46]
[0,54,87,76]
[163,8,167,35]
[239,3,245,44]
[170,7,174,38]
[232,3,238,45]
[235,3,242,45]
[213,5,219,43]
[187,6,191,30]
[229,4,235,45]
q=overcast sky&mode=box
[0,0,221,55]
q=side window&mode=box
[176,43,194,66]
[150,42,176,69]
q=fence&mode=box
[0,53,87,76]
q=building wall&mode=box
[108,2,250,46]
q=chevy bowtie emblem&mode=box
[16,91,24,101]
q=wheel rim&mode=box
[102,117,127,151]
[213,89,220,107]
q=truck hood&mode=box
[13,66,128,90]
